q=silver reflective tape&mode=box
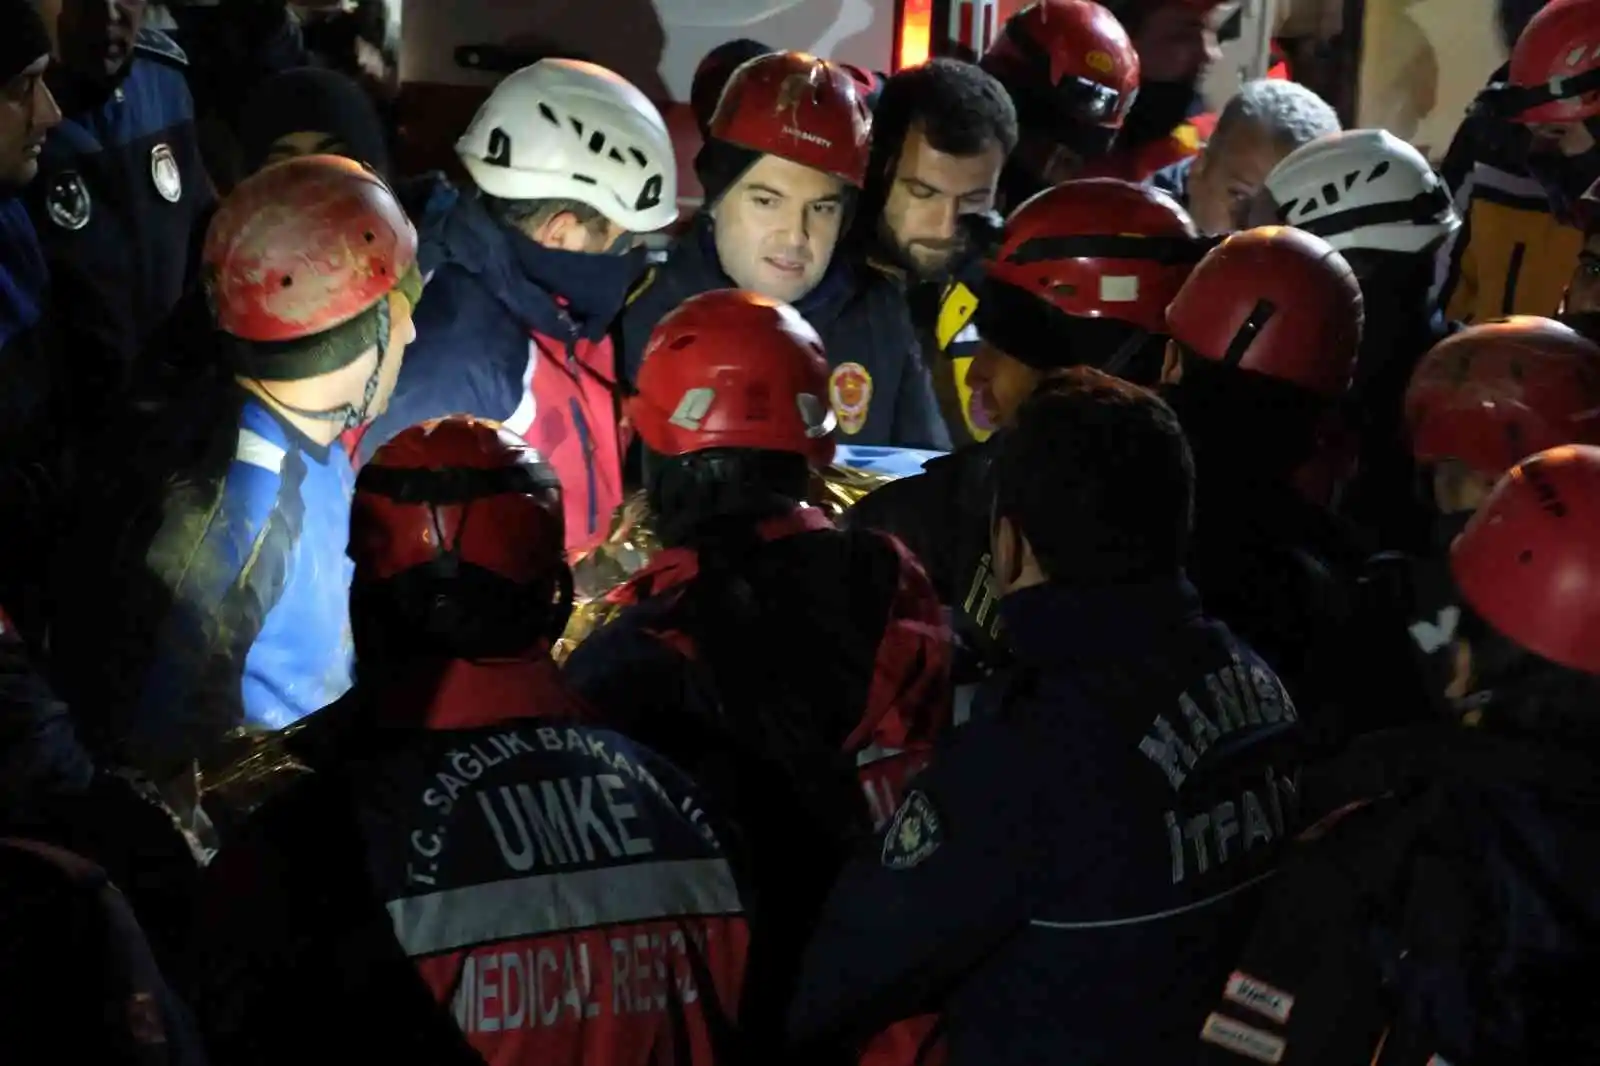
[235,428,286,474]
[389,858,742,958]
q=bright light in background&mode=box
[898,0,934,70]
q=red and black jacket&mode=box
[562,506,952,1047]
[190,656,749,1066]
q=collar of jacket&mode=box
[606,505,833,606]
[998,574,1203,667]
[426,191,643,343]
[678,212,859,325]
[365,654,589,731]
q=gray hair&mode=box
[1213,79,1342,153]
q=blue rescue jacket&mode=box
[790,576,1305,1065]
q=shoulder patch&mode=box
[625,265,657,308]
[133,27,188,67]
[881,789,944,870]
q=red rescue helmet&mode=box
[1165,226,1364,399]
[351,417,565,588]
[1404,317,1600,478]
[1451,444,1600,674]
[203,154,417,343]
[1499,0,1600,124]
[986,178,1204,333]
[709,51,874,187]
[629,289,837,466]
[981,0,1140,146]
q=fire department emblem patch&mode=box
[150,143,182,203]
[882,790,943,870]
[44,171,91,231]
[828,361,873,436]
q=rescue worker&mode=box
[619,51,950,451]
[28,0,212,424]
[978,0,1141,212]
[848,179,1206,696]
[1148,77,1340,235]
[49,154,420,780]
[1432,0,1575,325]
[791,369,1303,1066]
[1482,0,1600,232]
[858,57,1017,446]
[189,415,747,1066]
[1393,316,1600,703]
[563,289,950,1050]
[1083,0,1229,181]
[355,59,679,555]
[1246,129,1461,548]
[1286,444,1600,1062]
[0,0,63,637]
[1161,226,1373,732]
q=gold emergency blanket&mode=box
[201,463,902,817]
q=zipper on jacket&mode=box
[570,397,599,536]
[1502,242,1526,316]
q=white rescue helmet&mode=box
[1261,129,1459,256]
[457,59,679,233]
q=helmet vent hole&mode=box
[280,275,293,288]
[629,148,648,167]
[538,102,559,126]
[1321,183,1341,206]
[1518,549,1534,565]
[668,336,697,350]
[364,230,376,243]
[1368,160,1391,182]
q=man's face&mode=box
[879,124,1004,281]
[1133,2,1224,84]
[712,153,846,303]
[1568,231,1600,315]
[56,0,146,82]
[0,56,61,190]
[965,340,1042,429]
[1187,120,1290,235]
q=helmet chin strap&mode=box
[256,298,392,432]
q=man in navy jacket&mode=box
[791,369,1304,1065]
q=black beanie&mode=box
[237,67,392,178]
[693,139,763,207]
[0,0,52,86]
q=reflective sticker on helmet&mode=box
[797,392,834,438]
[1199,1013,1286,1063]
[1085,50,1115,75]
[668,387,716,431]
[1100,275,1140,302]
[1223,972,1295,1025]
